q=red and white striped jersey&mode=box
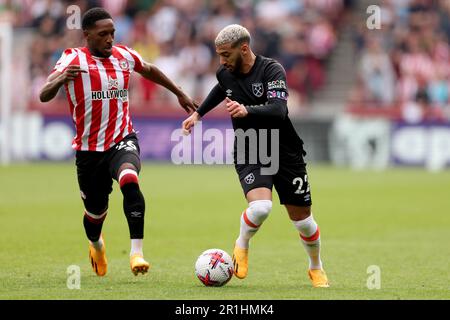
[52,45,145,151]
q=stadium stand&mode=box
[348,0,450,122]
[4,0,352,117]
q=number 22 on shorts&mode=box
[293,175,310,195]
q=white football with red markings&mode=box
[195,248,234,287]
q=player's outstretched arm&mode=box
[137,62,198,113]
[39,66,86,102]
[181,83,227,135]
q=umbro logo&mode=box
[226,89,232,97]
[130,211,142,218]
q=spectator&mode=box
[18,0,346,115]
[349,0,450,120]
[359,36,395,104]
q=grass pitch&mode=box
[0,163,449,300]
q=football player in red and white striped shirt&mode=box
[39,7,198,277]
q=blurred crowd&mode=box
[350,0,450,122]
[2,0,349,115]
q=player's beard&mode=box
[232,55,243,74]
[90,42,113,58]
[100,46,113,57]
[89,46,111,58]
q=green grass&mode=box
[0,163,449,299]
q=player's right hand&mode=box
[59,65,87,84]
[182,112,201,135]
[177,92,199,114]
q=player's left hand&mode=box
[177,93,199,114]
[226,97,248,118]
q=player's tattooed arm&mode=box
[137,62,198,113]
[39,65,87,102]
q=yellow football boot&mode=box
[88,235,107,277]
[308,269,330,288]
[232,245,249,279]
[130,254,150,276]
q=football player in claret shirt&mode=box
[182,24,329,287]
[39,7,197,276]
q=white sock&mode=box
[89,237,104,251]
[130,239,143,256]
[292,214,323,270]
[235,200,272,249]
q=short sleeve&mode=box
[124,46,145,73]
[52,48,78,73]
[115,45,145,73]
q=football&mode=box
[195,248,234,287]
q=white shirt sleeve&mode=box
[52,48,78,73]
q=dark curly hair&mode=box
[82,7,112,30]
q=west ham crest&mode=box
[244,173,255,185]
[252,83,264,97]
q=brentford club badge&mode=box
[119,59,129,70]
